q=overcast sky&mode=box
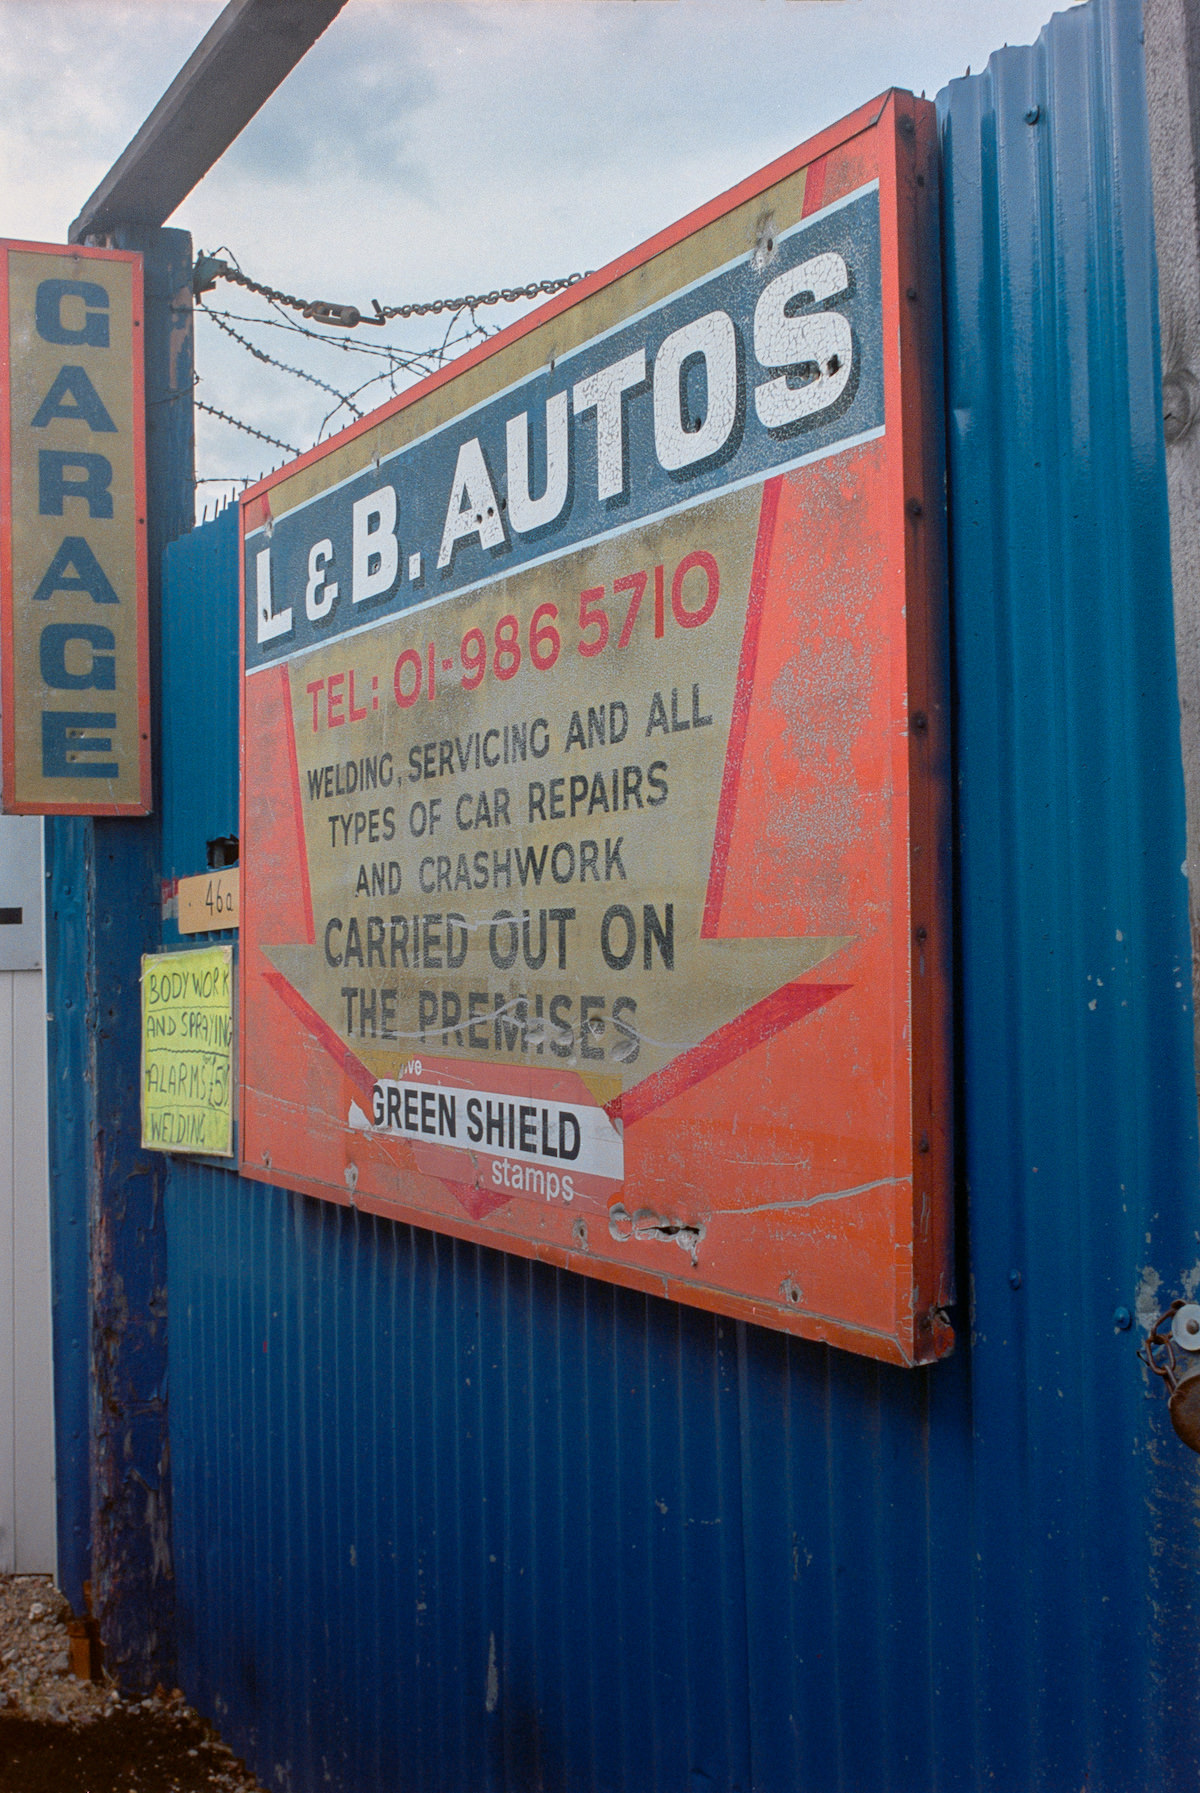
[1,0,1079,499]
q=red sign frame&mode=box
[237,91,951,1364]
[0,239,151,815]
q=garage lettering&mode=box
[30,275,127,779]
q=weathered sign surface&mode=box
[239,93,950,1363]
[142,946,234,1156]
[0,241,150,814]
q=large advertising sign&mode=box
[239,93,951,1364]
[0,241,150,814]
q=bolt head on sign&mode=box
[0,240,150,814]
[238,93,952,1364]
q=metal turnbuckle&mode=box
[301,300,376,329]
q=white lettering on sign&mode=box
[437,441,507,569]
[256,546,291,643]
[572,348,647,502]
[653,309,740,471]
[306,538,338,621]
[506,392,570,534]
[246,183,882,659]
[352,486,399,604]
[279,282,860,640]
[753,252,853,428]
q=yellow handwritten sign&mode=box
[141,946,233,1156]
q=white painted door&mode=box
[0,815,55,1573]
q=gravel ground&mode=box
[0,1575,268,1792]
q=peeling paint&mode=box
[1137,1265,1164,1333]
[713,1176,904,1216]
[608,1201,705,1265]
[484,1632,499,1714]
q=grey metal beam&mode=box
[69,0,350,243]
[1144,0,1200,1090]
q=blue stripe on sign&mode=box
[245,183,883,669]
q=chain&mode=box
[194,253,588,330]
[373,273,585,322]
[1139,1301,1186,1387]
[195,400,298,457]
[192,253,562,485]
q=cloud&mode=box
[219,8,437,188]
[0,1,219,237]
[180,0,1072,297]
[2,0,1078,495]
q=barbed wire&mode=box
[201,306,363,416]
[193,251,588,329]
[199,296,508,376]
[200,304,423,363]
[196,296,504,456]
[197,300,502,389]
[196,399,299,457]
[193,250,573,490]
[311,305,501,439]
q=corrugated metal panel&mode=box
[938,5,1200,1786]
[161,500,240,937]
[161,2,1200,1787]
[169,1182,757,1791]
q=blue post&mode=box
[45,224,193,1689]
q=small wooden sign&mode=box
[177,867,240,935]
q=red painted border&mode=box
[261,969,376,1100]
[0,239,151,815]
[882,94,954,1353]
[130,252,151,814]
[238,511,248,1158]
[235,1142,914,1366]
[608,982,850,1129]
[0,237,139,262]
[701,475,782,938]
[801,154,829,218]
[278,662,315,943]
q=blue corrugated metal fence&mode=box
[51,0,1200,1786]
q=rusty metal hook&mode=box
[1139,1300,1200,1453]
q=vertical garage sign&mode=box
[239,94,951,1364]
[0,241,150,814]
